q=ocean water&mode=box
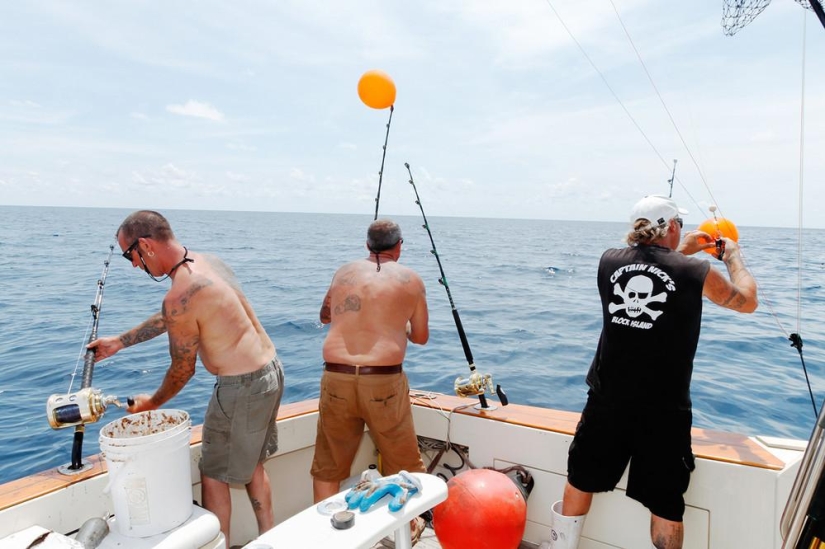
[1,205,824,485]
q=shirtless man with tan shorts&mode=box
[88,210,283,548]
[311,218,429,543]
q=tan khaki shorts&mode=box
[200,356,284,484]
[310,369,424,482]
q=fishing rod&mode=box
[405,162,508,410]
[46,244,128,474]
[374,106,395,220]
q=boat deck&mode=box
[372,525,539,548]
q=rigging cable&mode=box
[792,11,817,418]
[544,1,819,416]
[540,0,701,212]
[606,0,725,221]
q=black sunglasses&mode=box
[122,235,152,261]
[674,217,683,229]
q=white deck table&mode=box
[245,472,447,549]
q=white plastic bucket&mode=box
[100,409,194,537]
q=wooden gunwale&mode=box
[0,394,785,514]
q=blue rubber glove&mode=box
[344,471,423,513]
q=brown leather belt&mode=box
[324,362,403,375]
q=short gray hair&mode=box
[117,210,175,242]
[367,219,402,252]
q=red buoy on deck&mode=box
[432,468,527,549]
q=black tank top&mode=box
[586,245,711,411]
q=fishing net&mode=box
[722,0,819,36]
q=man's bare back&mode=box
[312,219,429,505]
[320,241,428,366]
[166,252,275,377]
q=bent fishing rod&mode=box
[405,162,508,410]
[373,105,395,220]
[46,244,128,474]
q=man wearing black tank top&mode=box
[545,195,758,549]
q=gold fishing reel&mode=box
[454,371,494,398]
[46,388,125,429]
[454,370,509,411]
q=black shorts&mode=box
[567,396,695,522]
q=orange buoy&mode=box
[357,70,396,109]
[697,218,739,255]
[432,469,527,549]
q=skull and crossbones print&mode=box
[608,274,667,320]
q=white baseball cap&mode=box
[629,195,688,228]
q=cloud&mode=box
[289,168,315,183]
[225,171,249,182]
[132,163,200,190]
[166,100,225,122]
[10,99,41,108]
[227,141,258,152]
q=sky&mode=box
[1,1,823,228]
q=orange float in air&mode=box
[357,70,396,109]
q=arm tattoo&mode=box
[722,254,753,310]
[720,288,747,309]
[120,313,166,347]
[334,294,361,315]
[153,296,200,406]
[165,281,210,322]
[726,256,748,284]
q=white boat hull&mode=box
[0,392,805,548]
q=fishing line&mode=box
[540,0,702,212]
[748,9,817,420]
[373,106,395,220]
[545,1,820,415]
[67,310,96,395]
[607,0,724,219]
[405,162,507,410]
[66,243,115,394]
[83,245,114,387]
[792,11,818,418]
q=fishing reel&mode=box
[454,371,509,410]
[454,372,494,398]
[46,387,127,429]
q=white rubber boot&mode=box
[543,500,585,549]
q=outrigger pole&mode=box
[811,0,825,31]
[667,159,677,198]
[405,163,508,410]
[374,106,395,220]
